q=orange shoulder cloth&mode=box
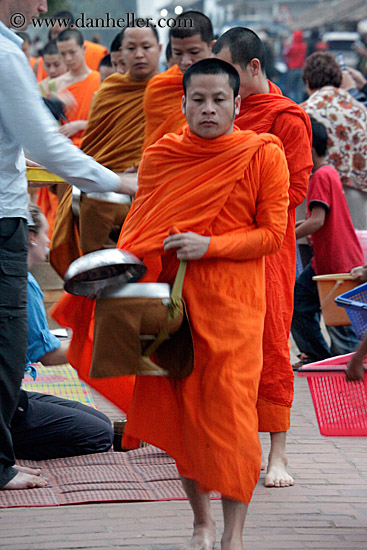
[81,72,148,171]
[143,65,186,151]
[118,125,283,256]
[236,79,311,138]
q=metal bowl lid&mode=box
[64,249,146,296]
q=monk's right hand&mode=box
[115,171,138,197]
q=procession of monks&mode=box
[29,10,313,550]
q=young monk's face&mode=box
[171,34,212,73]
[121,27,161,81]
[57,39,86,73]
[43,53,67,79]
[182,73,241,139]
[110,50,126,74]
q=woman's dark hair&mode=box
[303,52,342,90]
[28,204,44,235]
[310,117,328,156]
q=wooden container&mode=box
[312,273,360,326]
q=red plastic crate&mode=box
[298,354,367,436]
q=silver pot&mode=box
[64,249,146,296]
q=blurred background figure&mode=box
[356,19,367,76]
[284,29,307,103]
[302,52,367,231]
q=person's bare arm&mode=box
[295,206,325,239]
[346,335,367,382]
[39,340,69,366]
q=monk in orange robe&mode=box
[37,29,101,239]
[49,25,161,278]
[214,27,313,488]
[53,58,289,549]
[143,11,213,150]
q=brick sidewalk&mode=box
[0,375,366,550]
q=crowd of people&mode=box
[1,2,367,549]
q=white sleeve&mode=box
[0,50,121,193]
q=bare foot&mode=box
[1,471,48,490]
[14,464,41,476]
[184,520,216,550]
[264,455,294,488]
[260,449,266,471]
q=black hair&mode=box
[16,31,31,44]
[183,58,240,98]
[212,27,266,70]
[28,204,44,234]
[52,11,75,26]
[56,28,84,47]
[42,40,59,57]
[169,11,213,45]
[120,23,159,46]
[310,117,328,156]
[99,54,112,69]
[165,42,172,63]
[110,31,124,52]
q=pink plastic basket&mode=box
[298,354,367,436]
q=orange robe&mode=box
[53,125,289,502]
[143,64,185,150]
[49,72,148,278]
[84,41,108,71]
[235,81,313,431]
[62,70,101,148]
[37,71,100,239]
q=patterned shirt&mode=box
[302,86,367,192]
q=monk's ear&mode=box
[250,58,261,76]
[234,95,241,115]
[181,95,186,115]
[210,39,216,52]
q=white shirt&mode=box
[0,22,120,220]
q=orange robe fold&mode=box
[49,73,147,278]
[143,64,185,150]
[236,80,313,431]
[84,41,108,71]
[53,126,290,502]
[54,125,291,503]
[62,70,101,148]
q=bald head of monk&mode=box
[120,25,161,81]
[56,28,88,77]
[182,58,241,139]
[212,27,270,99]
[170,11,214,73]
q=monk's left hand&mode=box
[163,232,210,260]
[59,120,86,138]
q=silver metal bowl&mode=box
[64,249,146,296]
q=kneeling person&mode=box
[11,206,113,461]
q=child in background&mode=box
[292,117,364,365]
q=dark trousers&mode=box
[291,262,360,363]
[11,392,113,460]
[0,218,28,487]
